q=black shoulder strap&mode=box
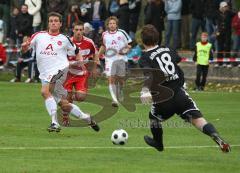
[65,35,74,47]
[30,0,37,7]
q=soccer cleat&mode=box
[47,123,61,132]
[144,135,164,152]
[111,101,119,107]
[212,134,231,153]
[89,118,100,132]
[62,115,70,127]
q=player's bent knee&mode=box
[75,93,87,102]
[41,88,51,99]
[191,117,207,127]
[149,112,161,121]
[108,77,116,84]
[59,100,72,112]
[66,92,73,103]
[180,111,203,123]
[149,112,162,128]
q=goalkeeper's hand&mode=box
[140,87,152,105]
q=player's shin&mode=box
[203,123,231,152]
[192,117,231,152]
[143,112,164,151]
[45,97,58,125]
[202,123,218,137]
[150,119,163,146]
[69,103,91,123]
[191,118,219,139]
[117,82,124,102]
[62,111,70,126]
[109,84,119,103]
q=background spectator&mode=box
[215,1,235,67]
[180,0,190,49]
[225,0,236,11]
[165,0,182,50]
[46,0,68,15]
[129,0,142,40]
[117,0,130,33]
[91,0,107,31]
[0,11,6,44]
[15,4,33,46]
[84,22,95,40]
[204,0,219,51]
[231,10,240,67]
[0,42,6,69]
[18,0,25,7]
[46,0,68,27]
[80,0,93,23]
[190,0,205,50]
[10,36,34,83]
[144,0,165,45]
[93,25,104,48]
[66,4,80,36]
[25,0,42,33]
[0,0,10,38]
[9,7,19,44]
[108,0,119,17]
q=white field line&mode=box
[0,145,239,150]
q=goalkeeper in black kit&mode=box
[138,24,230,153]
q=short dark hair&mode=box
[141,24,159,46]
[73,21,84,28]
[22,4,28,8]
[47,12,62,23]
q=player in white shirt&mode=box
[98,16,132,107]
[22,12,100,132]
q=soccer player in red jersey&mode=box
[63,22,99,126]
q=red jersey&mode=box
[68,36,97,76]
[0,43,6,64]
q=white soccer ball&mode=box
[111,129,128,145]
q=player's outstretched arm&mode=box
[98,45,105,58]
[21,39,31,53]
[91,53,100,78]
[75,51,83,61]
[69,51,86,68]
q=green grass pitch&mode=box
[0,81,239,173]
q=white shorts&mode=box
[41,68,68,103]
[105,59,126,77]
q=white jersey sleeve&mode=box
[30,32,39,49]
[118,29,132,44]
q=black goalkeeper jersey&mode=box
[138,45,185,101]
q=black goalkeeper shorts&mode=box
[150,88,202,122]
